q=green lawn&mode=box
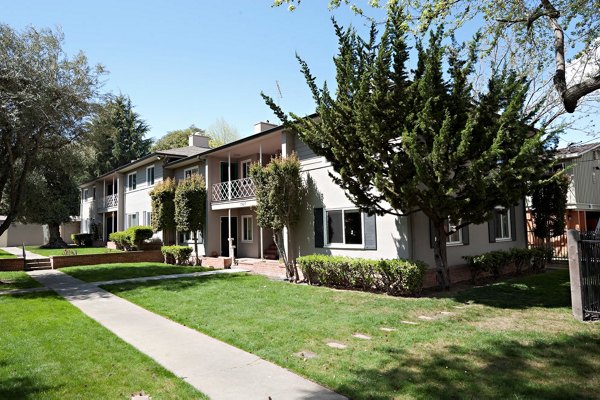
[0,249,16,259]
[0,271,42,291]
[106,270,600,400]
[0,292,206,399]
[61,262,212,283]
[24,246,122,257]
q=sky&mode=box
[2,0,594,145]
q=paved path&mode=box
[28,269,346,400]
[1,246,48,260]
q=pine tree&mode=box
[264,6,557,289]
[530,174,569,252]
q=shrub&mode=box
[530,247,551,272]
[109,231,131,251]
[509,248,532,274]
[127,226,154,249]
[464,247,543,283]
[71,233,93,247]
[297,255,426,296]
[161,245,194,265]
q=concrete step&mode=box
[25,260,52,270]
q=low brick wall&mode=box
[51,251,163,269]
[201,257,232,269]
[0,258,25,271]
[423,262,523,288]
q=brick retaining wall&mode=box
[0,258,25,271]
[422,262,522,288]
[51,251,163,269]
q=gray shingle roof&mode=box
[556,142,600,159]
[157,146,210,157]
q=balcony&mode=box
[212,178,256,208]
[98,194,118,211]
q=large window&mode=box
[127,213,138,228]
[241,160,252,179]
[127,172,137,191]
[241,215,253,242]
[494,208,511,240]
[184,167,198,179]
[143,211,152,227]
[446,219,462,245]
[146,166,155,186]
[326,208,362,245]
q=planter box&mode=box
[51,250,163,269]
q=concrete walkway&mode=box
[1,246,48,260]
[28,269,346,400]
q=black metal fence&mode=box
[577,231,600,321]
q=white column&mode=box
[259,143,263,259]
[102,213,106,242]
[228,208,232,258]
[228,152,232,201]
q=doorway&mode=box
[220,216,238,257]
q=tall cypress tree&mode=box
[264,6,557,289]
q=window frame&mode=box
[146,166,155,186]
[127,172,137,191]
[83,189,89,201]
[241,159,252,179]
[445,219,463,246]
[126,212,139,229]
[184,167,199,179]
[178,230,203,244]
[241,215,253,243]
[494,208,512,241]
[324,207,364,248]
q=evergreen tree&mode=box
[85,94,151,176]
[250,154,306,281]
[174,174,206,264]
[149,178,177,243]
[264,7,557,288]
[530,174,569,250]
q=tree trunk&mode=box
[43,223,68,248]
[432,219,450,290]
[193,231,200,266]
[286,227,299,282]
[273,230,293,280]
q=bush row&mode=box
[297,254,427,296]
[463,247,550,283]
[161,245,193,265]
[108,226,154,251]
[71,233,93,247]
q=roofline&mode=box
[557,142,600,159]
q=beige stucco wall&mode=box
[3,223,46,246]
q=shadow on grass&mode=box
[64,264,210,283]
[335,333,600,400]
[0,361,62,398]
[445,270,572,310]
[106,272,250,293]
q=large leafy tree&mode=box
[85,94,151,177]
[0,24,101,236]
[264,8,556,288]
[250,154,306,281]
[206,117,240,148]
[274,0,599,116]
[152,125,205,152]
[174,174,207,264]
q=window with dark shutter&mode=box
[364,214,377,249]
[314,208,324,248]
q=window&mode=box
[128,172,137,191]
[494,208,511,240]
[83,189,88,201]
[241,160,252,179]
[184,167,199,179]
[146,166,155,186]
[178,231,203,243]
[92,188,96,200]
[242,215,253,242]
[446,219,462,245]
[326,208,362,245]
[127,213,138,228]
[143,211,152,226]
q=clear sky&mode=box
[2,0,592,145]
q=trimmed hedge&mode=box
[161,245,193,265]
[71,233,93,247]
[108,226,154,251]
[463,247,550,283]
[297,255,427,296]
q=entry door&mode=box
[105,215,114,240]
[220,162,239,182]
[220,217,238,257]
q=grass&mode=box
[0,249,16,259]
[0,271,42,291]
[0,292,207,399]
[24,246,122,257]
[61,262,212,283]
[106,270,600,400]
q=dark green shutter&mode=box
[510,206,517,241]
[314,208,324,248]
[363,213,377,249]
[488,215,496,243]
[461,225,470,245]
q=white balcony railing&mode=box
[212,178,256,202]
[98,194,118,210]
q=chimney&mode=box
[254,121,278,134]
[189,132,210,148]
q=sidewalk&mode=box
[28,269,346,400]
[1,246,49,260]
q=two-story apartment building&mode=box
[80,120,528,274]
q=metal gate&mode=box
[568,230,600,321]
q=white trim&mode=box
[241,159,252,179]
[446,219,463,246]
[127,172,137,191]
[494,209,511,241]
[323,208,365,248]
[146,166,155,186]
[241,215,253,243]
